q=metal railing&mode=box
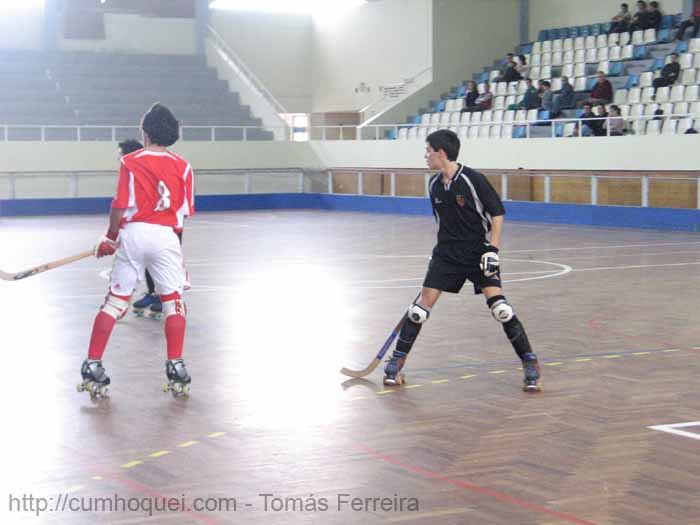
[1,169,697,210]
[0,113,698,142]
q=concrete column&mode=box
[520,0,530,44]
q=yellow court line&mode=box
[208,432,227,438]
[149,450,170,458]
[178,441,199,448]
[91,476,103,481]
[121,460,143,469]
[488,370,507,375]
[603,355,621,359]
[432,379,449,384]
[350,396,367,401]
[545,362,564,366]
[404,384,423,389]
[575,358,592,362]
[663,349,681,353]
[460,374,477,379]
[376,390,395,395]
[632,352,651,356]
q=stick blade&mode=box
[340,358,381,378]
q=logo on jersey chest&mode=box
[455,195,466,207]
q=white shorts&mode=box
[109,222,185,297]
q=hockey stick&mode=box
[340,292,421,378]
[0,249,94,281]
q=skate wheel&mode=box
[162,382,170,393]
[98,386,109,397]
[77,383,84,393]
[182,384,190,396]
[398,374,406,385]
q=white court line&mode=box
[648,421,700,441]
[185,220,251,228]
[572,261,700,272]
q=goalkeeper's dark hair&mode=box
[426,129,460,161]
[141,103,179,147]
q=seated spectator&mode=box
[652,53,680,92]
[540,81,553,112]
[676,0,700,41]
[580,71,613,106]
[517,79,540,110]
[592,103,609,136]
[653,108,664,120]
[629,0,648,31]
[463,82,493,112]
[631,0,662,32]
[685,127,699,133]
[496,54,522,83]
[551,76,575,117]
[571,103,597,136]
[605,105,626,135]
[516,55,529,79]
[461,81,479,112]
[610,3,632,33]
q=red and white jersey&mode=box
[113,149,195,230]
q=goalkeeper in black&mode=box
[383,129,541,392]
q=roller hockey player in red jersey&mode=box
[78,104,195,397]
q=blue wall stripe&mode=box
[1,194,699,232]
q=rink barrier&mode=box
[1,193,700,232]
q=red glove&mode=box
[94,230,119,258]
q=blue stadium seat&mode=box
[580,26,591,36]
[538,30,549,41]
[673,13,683,28]
[412,115,421,124]
[386,129,397,140]
[538,109,551,121]
[554,123,565,137]
[479,71,490,83]
[660,15,674,30]
[569,27,579,37]
[512,126,527,139]
[591,24,602,35]
[657,29,671,43]
[435,100,446,112]
[586,77,597,90]
[633,45,647,59]
[609,62,625,76]
[601,22,612,33]
[624,74,640,88]
[647,57,665,72]
[520,43,533,55]
[456,85,466,97]
[675,40,689,53]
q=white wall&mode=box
[0,5,44,50]
[209,11,313,113]
[1,136,699,175]
[311,0,432,113]
[58,14,197,55]
[529,0,685,41]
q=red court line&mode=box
[100,471,222,525]
[354,443,596,525]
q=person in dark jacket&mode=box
[580,71,613,107]
[517,79,540,110]
[496,54,522,83]
[652,53,680,92]
[461,81,479,112]
[551,76,575,117]
[677,0,700,40]
[592,103,609,136]
[631,0,662,31]
[610,3,632,33]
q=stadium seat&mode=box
[633,45,647,60]
[478,124,490,138]
[630,103,644,118]
[532,41,542,54]
[514,109,527,123]
[407,127,418,140]
[469,126,479,139]
[460,112,471,125]
[471,112,482,124]
[690,38,700,54]
[563,50,575,64]
[420,114,431,125]
[505,95,517,107]
[502,124,514,139]
[685,85,700,102]
[608,33,620,47]
[585,48,598,63]
[660,14,674,30]
[574,63,586,77]
[495,82,507,96]
[618,104,630,117]
[682,69,697,86]
[597,47,609,62]
[643,103,659,117]
[645,120,661,135]
[543,40,553,53]
[504,110,516,123]
[450,111,461,125]
[526,109,539,121]
[670,85,686,102]
[624,74,640,88]
[490,125,502,139]
[657,29,671,43]
[596,35,608,48]
[681,53,693,69]
[553,39,563,52]
[655,86,670,103]
[621,45,634,60]
[585,36,596,49]
[659,102,673,115]
[678,117,694,134]
[540,66,552,79]
[632,30,644,45]
[492,110,504,123]
[643,29,657,44]
[574,50,586,63]
[627,87,642,104]
[482,110,493,123]
[562,63,574,77]
[574,37,585,50]
[430,113,441,125]
[639,72,654,88]
[614,90,627,105]
[494,96,505,110]
[542,53,552,66]
[551,77,563,92]
[564,38,574,52]
[574,77,588,91]
[530,67,541,80]
[439,112,451,126]
[552,51,563,66]
[673,102,689,116]
[661,119,677,135]
[676,40,689,53]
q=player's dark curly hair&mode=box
[118,138,143,156]
[141,103,179,147]
[427,129,460,162]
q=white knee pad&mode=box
[490,299,514,324]
[407,303,431,324]
[102,294,130,320]
[163,299,187,319]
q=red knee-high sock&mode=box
[165,315,186,360]
[88,311,117,360]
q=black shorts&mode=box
[422,247,501,295]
